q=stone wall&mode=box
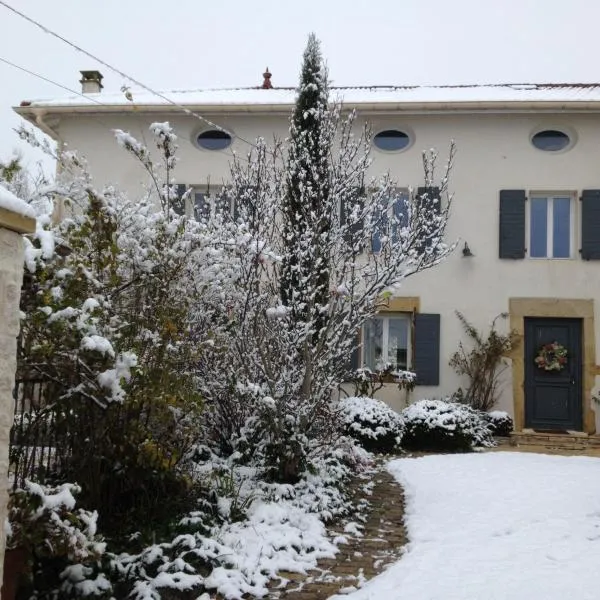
[0,211,35,589]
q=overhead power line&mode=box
[0,0,264,154]
[0,54,249,164]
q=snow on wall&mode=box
[0,184,35,219]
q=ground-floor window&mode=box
[362,313,411,371]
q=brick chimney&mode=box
[80,70,104,94]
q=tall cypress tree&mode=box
[281,33,331,334]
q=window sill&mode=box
[527,257,577,261]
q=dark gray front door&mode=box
[524,317,583,431]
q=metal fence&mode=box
[9,378,64,490]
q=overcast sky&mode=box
[1,0,599,171]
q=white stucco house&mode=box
[14,70,600,439]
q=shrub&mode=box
[483,410,514,437]
[7,482,110,599]
[338,396,404,453]
[449,311,519,411]
[349,367,417,398]
[401,399,494,452]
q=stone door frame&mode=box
[509,298,596,434]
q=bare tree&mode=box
[200,35,456,482]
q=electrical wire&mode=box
[0,54,250,164]
[0,0,266,155]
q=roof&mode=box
[16,82,600,109]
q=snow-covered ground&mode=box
[331,452,600,600]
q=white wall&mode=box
[56,110,600,425]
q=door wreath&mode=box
[534,341,568,372]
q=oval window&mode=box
[373,130,411,152]
[531,130,570,152]
[196,129,232,151]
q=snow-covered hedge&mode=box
[483,410,514,437]
[401,399,495,452]
[338,396,404,453]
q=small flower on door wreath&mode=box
[534,341,568,372]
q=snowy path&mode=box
[329,452,600,600]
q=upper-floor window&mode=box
[372,189,410,252]
[195,130,232,151]
[531,129,571,152]
[172,185,231,219]
[529,194,574,258]
[362,313,411,371]
[373,130,411,152]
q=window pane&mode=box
[373,130,410,152]
[197,130,232,151]
[388,317,409,369]
[531,130,570,152]
[552,197,571,258]
[372,198,389,252]
[363,318,384,370]
[214,192,232,218]
[530,197,548,257]
[194,192,210,220]
[391,193,409,244]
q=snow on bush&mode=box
[34,446,369,600]
[339,396,404,453]
[483,410,513,437]
[402,399,494,452]
[7,482,105,560]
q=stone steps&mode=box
[509,431,600,451]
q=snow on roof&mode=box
[18,83,600,110]
[0,184,35,219]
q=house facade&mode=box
[15,72,600,434]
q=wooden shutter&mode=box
[341,188,364,247]
[233,186,257,221]
[173,184,187,216]
[580,190,600,260]
[499,190,526,259]
[416,187,441,210]
[194,191,210,220]
[413,313,440,386]
[371,196,387,252]
[415,186,441,252]
[350,334,361,370]
[342,332,362,380]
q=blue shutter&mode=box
[391,193,409,244]
[233,186,257,221]
[415,186,441,252]
[341,188,364,247]
[173,184,187,215]
[214,191,232,218]
[343,333,361,380]
[350,336,361,370]
[413,313,440,386]
[194,192,210,220]
[371,197,388,252]
[499,190,526,259]
[580,190,600,260]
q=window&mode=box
[372,190,409,252]
[528,194,574,258]
[174,186,231,220]
[195,130,232,151]
[373,130,411,152]
[531,130,571,152]
[362,314,411,371]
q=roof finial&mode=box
[262,67,273,89]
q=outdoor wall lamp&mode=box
[462,242,474,257]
